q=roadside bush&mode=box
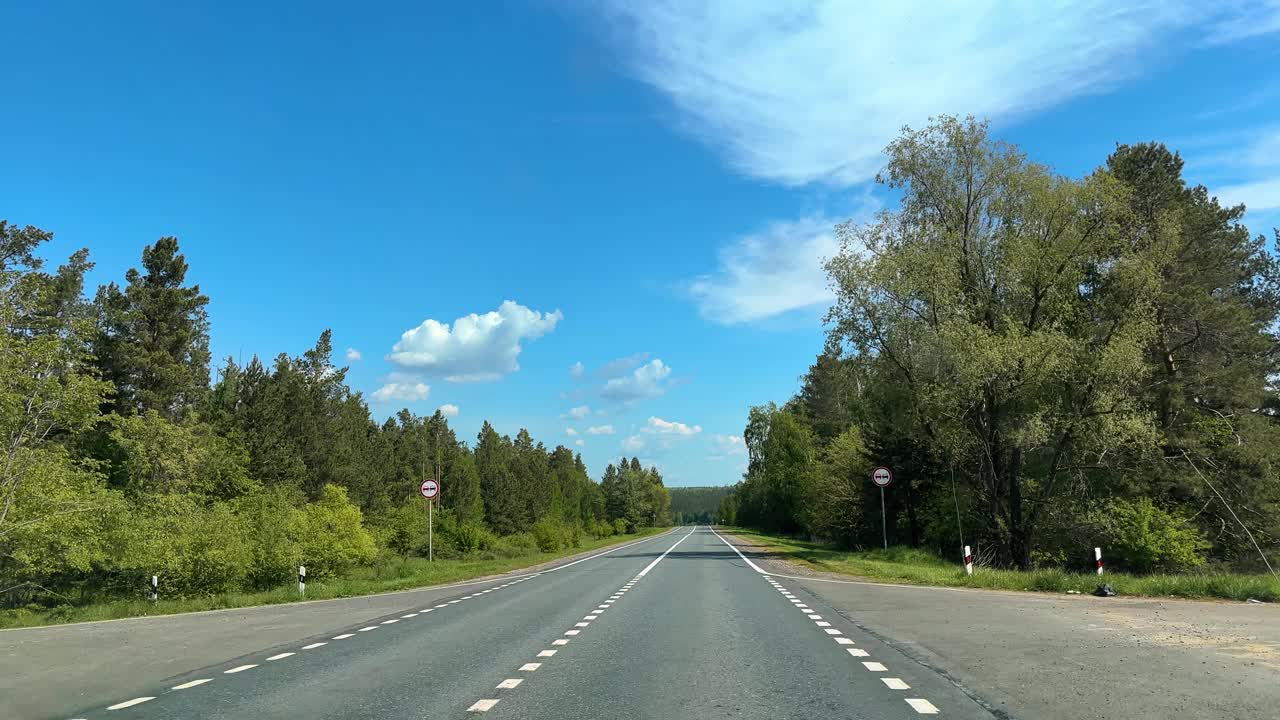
[532,517,569,552]
[588,519,614,539]
[1084,497,1210,573]
[106,494,253,596]
[453,521,498,554]
[290,484,376,579]
[612,518,627,536]
[235,488,302,588]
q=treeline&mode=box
[0,228,670,607]
[722,116,1280,575]
[670,486,732,524]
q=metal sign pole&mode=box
[880,486,888,550]
[429,497,434,563]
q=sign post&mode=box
[871,466,893,550]
[420,478,440,562]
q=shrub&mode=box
[612,518,627,536]
[1084,497,1210,573]
[453,522,497,554]
[105,494,253,596]
[291,484,377,579]
[589,520,614,539]
[235,489,302,588]
[532,517,568,552]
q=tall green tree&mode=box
[94,237,210,418]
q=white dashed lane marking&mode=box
[380,619,399,625]
[564,629,580,636]
[332,633,354,639]
[302,642,327,649]
[171,679,212,690]
[467,699,499,712]
[224,664,257,674]
[497,679,523,689]
[266,652,295,661]
[848,648,870,657]
[107,697,155,710]
[519,663,542,672]
[553,638,570,645]
[836,637,855,645]
[537,649,557,657]
[883,678,911,690]
[862,661,888,672]
[358,626,377,632]
[401,613,418,618]
[906,698,940,714]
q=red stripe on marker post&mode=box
[963,545,973,576]
[1094,547,1103,575]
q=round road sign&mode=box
[871,466,893,488]
[420,479,440,499]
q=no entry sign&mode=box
[871,466,893,488]
[420,479,440,499]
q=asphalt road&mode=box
[17,528,995,720]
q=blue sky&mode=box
[3,2,1280,486]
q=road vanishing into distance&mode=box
[5,527,1278,720]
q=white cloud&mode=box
[690,216,841,324]
[372,382,430,402]
[586,425,615,435]
[711,434,746,456]
[437,403,459,418]
[591,2,1277,187]
[570,361,585,378]
[388,300,562,382]
[345,347,362,362]
[622,435,645,452]
[566,427,579,436]
[595,352,650,379]
[575,438,585,447]
[563,405,591,420]
[600,359,673,402]
[644,416,702,435]
[1214,177,1280,211]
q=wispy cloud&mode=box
[594,352,650,379]
[566,427,579,436]
[345,347,362,362]
[689,216,840,324]
[622,435,645,452]
[589,2,1280,188]
[1215,178,1280,211]
[586,425,616,435]
[372,382,430,402]
[562,405,591,420]
[569,361,585,378]
[644,416,702,436]
[709,434,746,461]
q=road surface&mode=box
[8,527,1277,719]
[10,527,993,719]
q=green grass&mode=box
[725,528,1280,603]
[0,528,663,630]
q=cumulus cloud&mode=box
[586,425,615,435]
[437,403,459,418]
[345,347,362,362]
[690,216,842,324]
[563,405,591,420]
[575,438,585,447]
[570,361,585,378]
[388,300,562,382]
[566,427,579,436]
[622,435,645,452]
[600,359,674,402]
[712,434,746,454]
[644,416,702,436]
[589,2,1278,187]
[372,382,430,402]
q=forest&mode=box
[721,116,1280,575]
[0,229,670,610]
[669,486,733,525]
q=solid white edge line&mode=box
[636,528,697,577]
[107,697,155,710]
[708,526,768,574]
[171,678,212,690]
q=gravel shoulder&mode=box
[721,530,1280,720]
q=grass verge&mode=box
[724,528,1279,603]
[0,528,664,630]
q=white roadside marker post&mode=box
[149,575,158,603]
[964,545,973,576]
[1095,547,1104,575]
[298,565,306,595]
